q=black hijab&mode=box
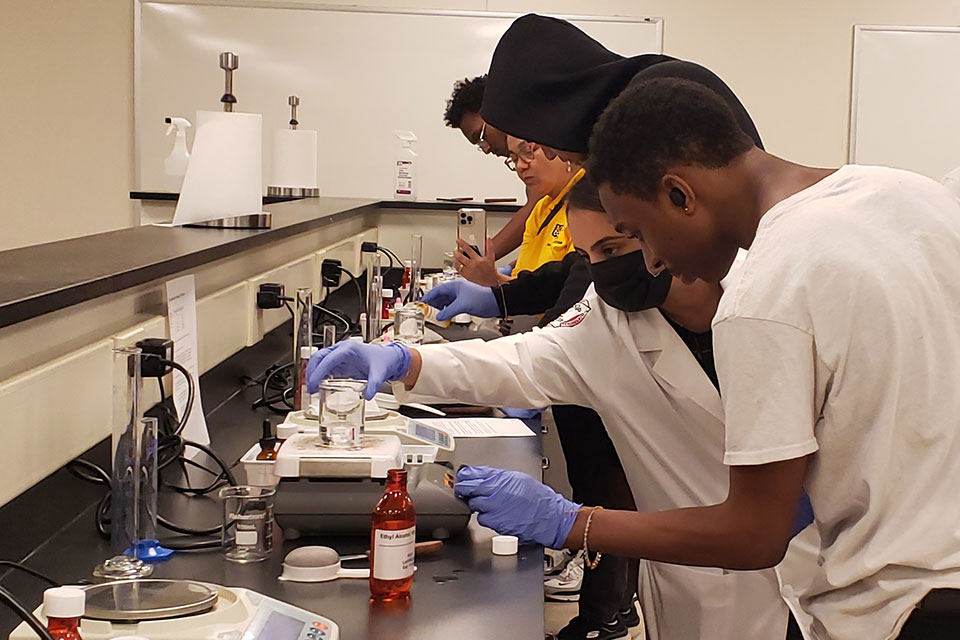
[481,14,763,153]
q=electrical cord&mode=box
[339,266,365,319]
[376,246,396,268]
[0,562,59,587]
[69,354,232,546]
[0,585,55,640]
[379,245,403,266]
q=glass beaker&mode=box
[220,485,276,563]
[318,379,366,448]
[442,252,457,280]
[394,304,425,346]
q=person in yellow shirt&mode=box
[455,136,582,285]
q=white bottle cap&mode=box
[492,535,518,556]
[300,346,319,359]
[43,586,85,618]
[276,423,299,439]
[382,288,394,298]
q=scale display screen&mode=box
[414,422,451,448]
[257,611,305,639]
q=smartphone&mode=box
[457,208,487,256]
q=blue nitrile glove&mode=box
[498,263,514,276]
[420,279,500,321]
[305,341,411,400]
[455,466,581,549]
[499,407,543,420]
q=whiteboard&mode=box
[136,2,662,200]
[850,26,960,181]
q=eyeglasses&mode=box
[475,122,491,154]
[504,141,538,172]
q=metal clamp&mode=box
[541,456,550,470]
[219,51,238,112]
[288,95,300,129]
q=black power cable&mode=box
[0,585,55,640]
[0,562,59,588]
[69,355,233,547]
[339,266,365,319]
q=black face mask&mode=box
[587,249,672,312]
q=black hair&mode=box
[587,77,754,200]
[565,173,605,214]
[444,75,486,128]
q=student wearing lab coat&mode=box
[305,178,809,640]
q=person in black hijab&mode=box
[475,14,767,640]
[481,14,762,158]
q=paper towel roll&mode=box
[270,129,318,190]
[173,110,262,226]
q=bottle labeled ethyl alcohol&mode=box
[370,468,416,600]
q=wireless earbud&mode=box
[669,188,687,208]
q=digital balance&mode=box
[9,579,339,640]
[270,396,469,540]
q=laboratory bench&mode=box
[0,305,546,640]
[0,196,520,330]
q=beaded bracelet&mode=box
[582,506,604,570]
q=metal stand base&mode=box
[93,555,155,580]
[267,186,320,197]
[184,213,272,229]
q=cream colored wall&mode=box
[3,0,959,251]
[0,219,377,507]
[0,0,136,251]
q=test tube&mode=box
[292,288,313,411]
[410,234,423,302]
[322,324,336,349]
[367,274,383,340]
[361,243,380,342]
[110,347,142,557]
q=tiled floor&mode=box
[544,601,645,639]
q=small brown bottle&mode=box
[256,419,278,461]
[370,468,416,601]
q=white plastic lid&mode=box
[300,346,319,359]
[277,423,299,439]
[43,586,85,618]
[382,288,394,298]
[492,535,518,556]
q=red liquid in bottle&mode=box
[47,617,83,640]
[370,468,416,601]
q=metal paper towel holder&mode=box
[267,95,320,198]
[189,52,273,230]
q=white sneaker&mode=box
[544,550,584,602]
[544,548,573,576]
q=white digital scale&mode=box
[271,399,469,539]
[9,580,339,640]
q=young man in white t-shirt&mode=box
[564,77,960,639]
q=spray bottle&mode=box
[164,117,192,192]
[394,130,418,201]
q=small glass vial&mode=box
[44,586,85,640]
[370,468,416,601]
[381,288,394,320]
[394,303,425,346]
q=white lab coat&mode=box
[399,285,813,640]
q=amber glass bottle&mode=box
[370,468,416,601]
